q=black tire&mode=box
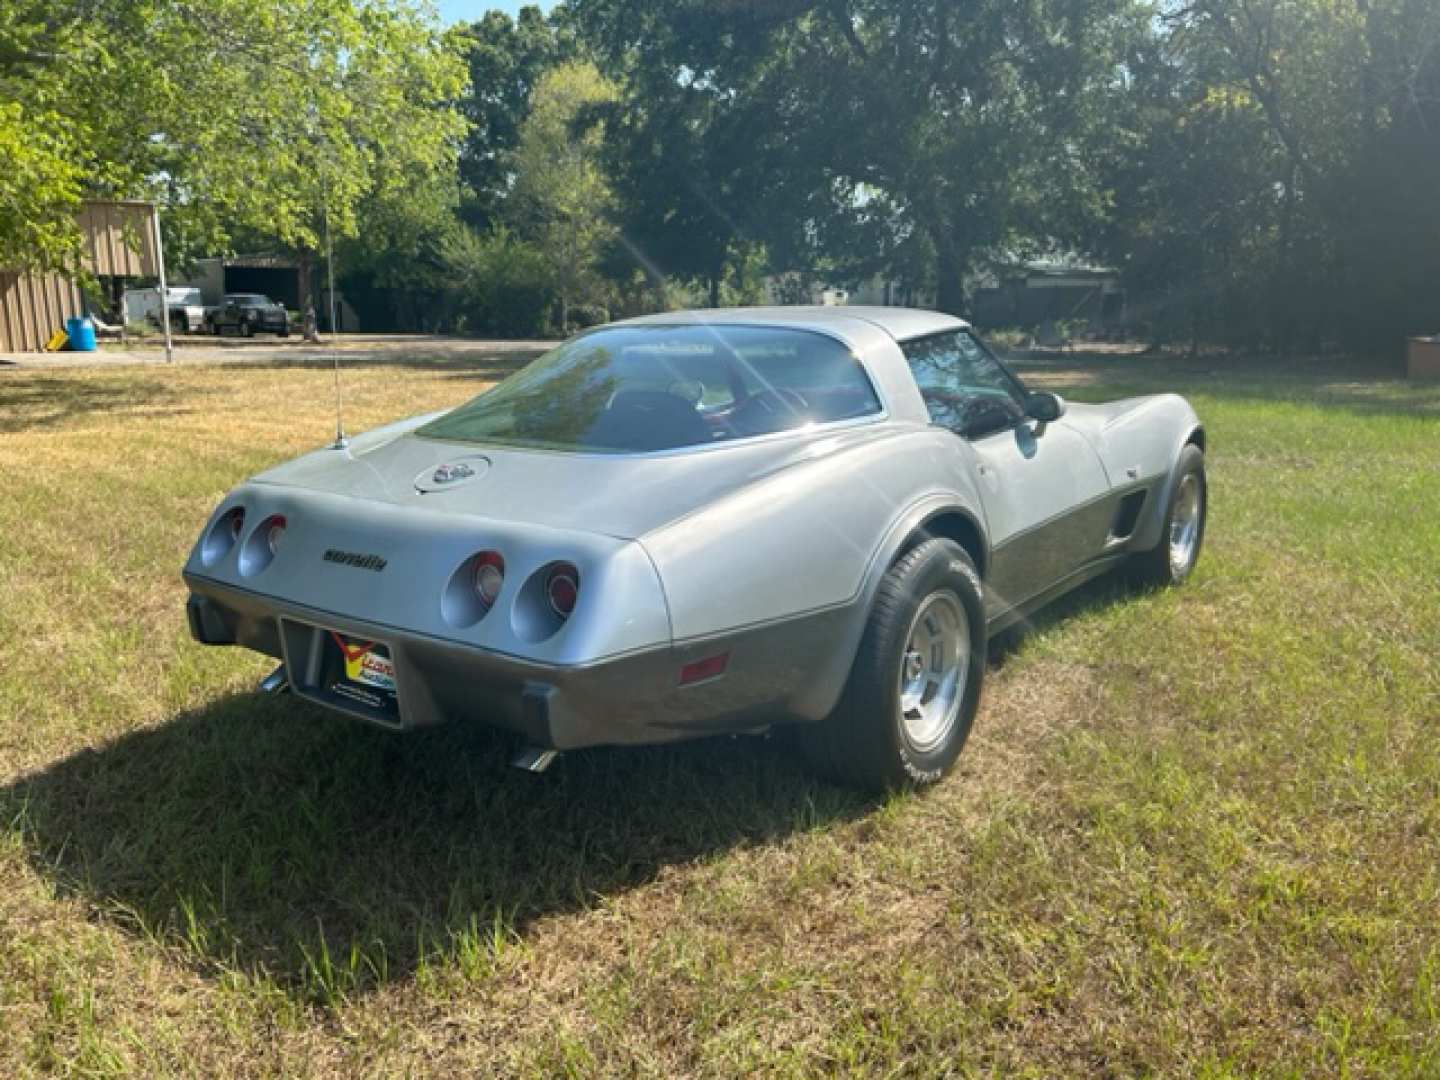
[1128,443,1207,587]
[278,326,290,338]
[795,538,987,792]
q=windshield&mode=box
[417,324,883,453]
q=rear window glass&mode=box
[416,325,882,453]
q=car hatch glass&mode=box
[415,324,883,453]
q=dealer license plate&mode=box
[326,631,399,714]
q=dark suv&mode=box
[206,294,290,337]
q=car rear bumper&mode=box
[184,576,807,749]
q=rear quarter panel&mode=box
[640,425,990,721]
[641,426,985,641]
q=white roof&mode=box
[621,305,968,343]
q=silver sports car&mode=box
[184,307,1206,790]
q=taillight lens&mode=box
[237,512,286,577]
[472,551,504,607]
[264,515,286,556]
[545,563,579,618]
[202,506,246,566]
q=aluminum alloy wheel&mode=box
[897,591,969,752]
[1168,473,1202,576]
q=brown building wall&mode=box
[75,200,159,279]
[0,271,84,353]
[0,200,158,353]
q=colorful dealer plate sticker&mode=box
[329,632,397,694]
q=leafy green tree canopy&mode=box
[453,6,572,230]
[507,60,618,329]
[573,0,1149,314]
[0,0,465,285]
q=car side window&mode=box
[902,330,1026,438]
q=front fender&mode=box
[1065,394,1202,555]
[1130,415,1206,552]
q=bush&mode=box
[567,303,609,330]
[980,327,1030,351]
[442,227,554,339]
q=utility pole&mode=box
[152,203,174,363]
[324,191,339,342]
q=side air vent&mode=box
[1110,489,1148,541]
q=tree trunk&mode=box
[1275,162,1298,357]
[934,242,966,316]
[708,273,720,309]
[297,249,314,318]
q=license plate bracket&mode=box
[309,628,401,724]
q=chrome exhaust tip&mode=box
[258,664,289,695]
[510,746,560,773]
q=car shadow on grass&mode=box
[988,568,1157,665]
[1,692,875,1002]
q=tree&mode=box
[1196,0,1440,351]
[159,0,467,312]
[0,0,466,302]
[454,6,572,230]
[573,0,1148,315]
[0,0,172,270]
[1116,0,1440,353]
[1089,21,1297,350]
[440,225,554,337]
[507,61,618,329]
[334,174,461,332]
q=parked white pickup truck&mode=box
[123,286,206,332]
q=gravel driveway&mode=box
[0,334,558,369]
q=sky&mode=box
[435,0,554,24]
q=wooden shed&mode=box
[0,200,159,353]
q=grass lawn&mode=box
[1,350,1438,1076]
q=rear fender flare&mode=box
[788,494,988,721]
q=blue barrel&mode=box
[66,316,97,352]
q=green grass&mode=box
[0,352,1437,1076]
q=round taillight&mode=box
[265,515,286,556]
[545,563,579,618]
[202,506,247,567]
[473,551,505,607]
[237,513,286,577]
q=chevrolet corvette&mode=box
[183,307,1206,790]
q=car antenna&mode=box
[329,351,348,450]
[323,183,348,450]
